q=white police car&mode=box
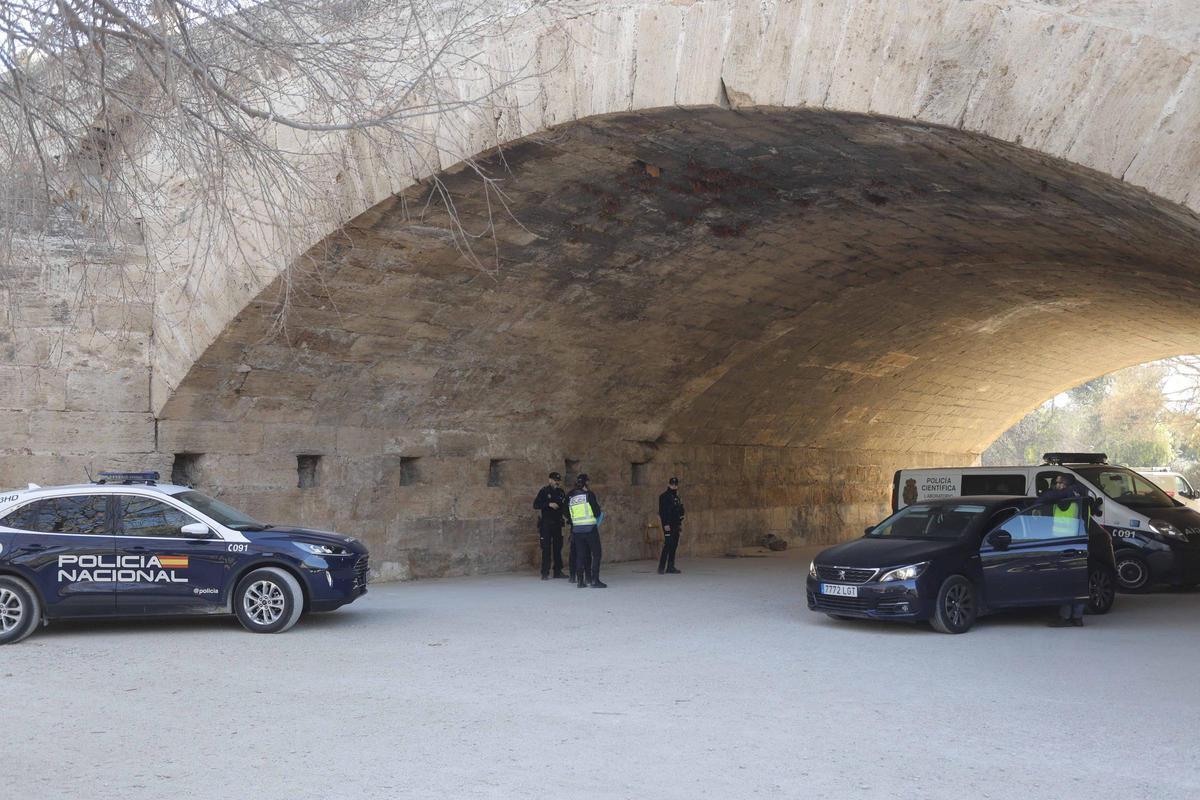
[0,472,368,644]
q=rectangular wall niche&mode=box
[488,459,506,487]
[631,462,647,487]
[564,459,580,485]
[171,453,202,486]
[398,457,421,487]
[297,454,321,489]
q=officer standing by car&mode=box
[1039,473,1089,627]
[533,471,568,580]
[568,473,606,588]
[658,476,685,574]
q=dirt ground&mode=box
[4,548,1198,799]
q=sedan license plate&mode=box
[821,583,858,597]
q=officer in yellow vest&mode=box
[1041,474,1088,627]
[568,473,606,588]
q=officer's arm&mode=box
[589,492,601,516]
[659,493,671,527]
[533,487,547,511]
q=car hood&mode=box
[242,526,367,553]
[1141,507,1200,538]
[815,537,960,569]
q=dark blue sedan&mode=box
[807,496,1116,633]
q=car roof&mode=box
[2,482,192,498]
[908,495,1030,508]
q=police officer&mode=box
[1040,473,1089,627]
[658,476,685,574]
[568,473,606,588]
[533,471,568,580]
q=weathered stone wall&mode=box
[4,1,1200,582]
[0,238,159,489]
[151,108,1200,580]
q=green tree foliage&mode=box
[983,362,1194,469]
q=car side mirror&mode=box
[1091,497,1104,517]
[864,526,874,536]
[987,530,1012,550]
[181,522,214,538]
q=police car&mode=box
[0,472,369,644]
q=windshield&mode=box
[174,491,268,530]
[868,504,986,540]
[1073,467,1175,510]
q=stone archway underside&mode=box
[161,108,1200,579]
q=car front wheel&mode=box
[1115,554,1150,592]
[234,568,304,634]
[1087,564,1116,614]
[0,576,41,645]
[930,575,976,634]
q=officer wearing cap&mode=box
[533,471,568,580]
[658,476,685,574]
[567,473,606,588]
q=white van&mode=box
[1137,469,1200,512]
[892,453,1200,592]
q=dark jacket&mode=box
[567,488,601,533]
[533,484,568,527]
[659,488,685,529]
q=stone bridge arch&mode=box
[151,0,1200,411]
[42,0,1195,579]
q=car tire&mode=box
[1114,553,1151,593]
[234,567,304,634]
[0,576,41,645]
[929,575,977,634]
[1086,563,1116,615]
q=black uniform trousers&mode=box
[539,520,564,577]
[658,525,681,571]
[568,535,592,582]
[573,529,601,584]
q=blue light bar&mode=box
[97,471,160,484]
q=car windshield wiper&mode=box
[228,523,273,531]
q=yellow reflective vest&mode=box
[1052,500,1079,537]
[568,491,597,528]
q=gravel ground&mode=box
[3,547,1198,799]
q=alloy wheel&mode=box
[1090,569,1114,609]
[244,580,286,626]
[0,587,23,633]
[944,583,973,628]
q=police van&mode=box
[0,472,369,644]
[894,454,1200,592]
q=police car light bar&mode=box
[96,471,160,485]
[1042,452,1107,466]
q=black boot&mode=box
[591,580,607,588]
[577,578,586,588]
[666,567,681,574]
[552,572,566,579]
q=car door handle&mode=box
[23,543,46,552]
[1061,549,1085,556]
[127,545,149,552]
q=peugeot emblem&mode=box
[837,569,846,580]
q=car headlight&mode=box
[809,560,818,578]
[1149,520,1186,540]
[299,542,351,556]
[878,562,929,582]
